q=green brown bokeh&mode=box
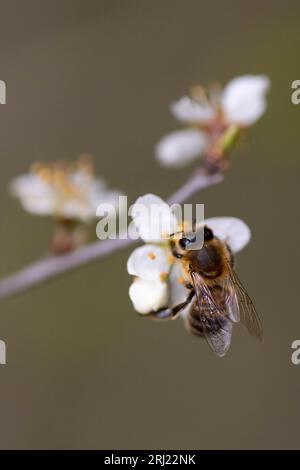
[0,0,299,449]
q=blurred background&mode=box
[0,0,299,449]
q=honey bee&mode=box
[152,225,262,357]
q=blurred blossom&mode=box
[156,75,270,168]
[129,193,179,242]
[155,129,208,168]
[127,194,251,315]
[10,154,122,223]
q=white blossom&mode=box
[156,75,270,167]
[155,129,208,168]
[128,194,182,314]
[129,278,169,315]
[127,244,170,281]
[10,155,122,223]
[130,193,180,242]
[127,194,251,315]
[171,96,215,124]
[221,75,270,126]
[204,217,251,253]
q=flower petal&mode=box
[222,75,270,126]
[129,278,168,314]
[171,96,215,124]
[10,174,54,215]
[130,194,179,242]
[155,129,208,167]
[204,217,251,253]
[89,185,122,218]
[11,169,123,222]
[127,244,170,281]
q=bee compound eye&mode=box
[179,237,190,249]
[179,234,197,249]
[204,226,214,241]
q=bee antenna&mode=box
[169,230,184,238]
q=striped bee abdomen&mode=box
[185,285,229,337]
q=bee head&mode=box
[178,225,214,250]
[178,235,195,249]
[204,226,214,241]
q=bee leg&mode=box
[185,282,193,290]
[171,289,195,318]
[151,289,195,320]
[150,308,174,321]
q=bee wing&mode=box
[226,264,263,340]
[190,272,233,357]
[222,275,240,323]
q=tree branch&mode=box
[0,168,223,301]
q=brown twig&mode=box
[0,168,223,301]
